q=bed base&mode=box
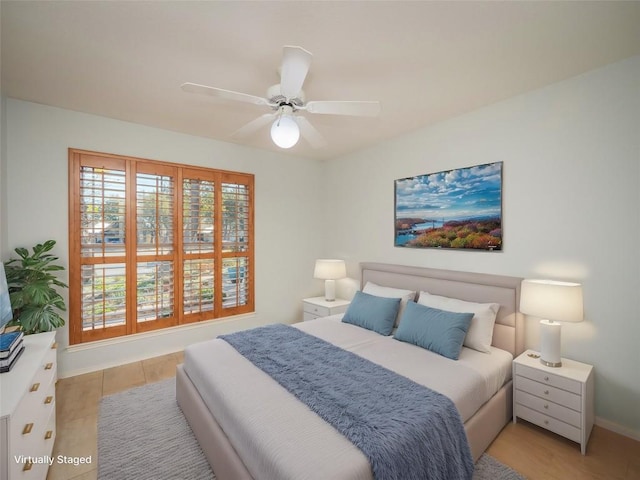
[177,262,523,479]
[177,364,512,480]
[176,364,253,480]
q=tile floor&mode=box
[47,350,639,480]
[47,352,183,480]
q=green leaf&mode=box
[5,240,67,334]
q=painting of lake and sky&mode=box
[395,162,503,250]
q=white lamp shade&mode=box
[520,279,583,322]
[313,259,346,280]
[270,115,300,149]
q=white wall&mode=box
[3,99,326,376]
[326,57,640,436]
[1,96,7,254]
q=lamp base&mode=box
[539,319,562,368]
[324,279,336,302]
[540,358,562,368]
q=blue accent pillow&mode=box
[342,291,401,336]
[394,301,473,360]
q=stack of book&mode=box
[0,330,25,373]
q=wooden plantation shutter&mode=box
[70,154,128,343]
[135,164,178,333]
[220,174,253,315]
[182,169,216,323]
[69,149,254,344]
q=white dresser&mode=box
[0,332,57,480]
[513,349,594,454]
[302,297,350,321]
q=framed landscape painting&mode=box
[395,162,503,251]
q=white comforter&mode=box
[183,315,512,480]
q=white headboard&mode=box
[360,263,524,356]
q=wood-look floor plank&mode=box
[486,421,640,480]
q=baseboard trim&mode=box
[595,416,640,442]
[58,313,259,378]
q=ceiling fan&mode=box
[181,46,381,149]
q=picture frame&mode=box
[394,162,503,251]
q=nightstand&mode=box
[302,297,350,321]
[513,350,594,454]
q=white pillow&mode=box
[363,282,416,327]
[417,291,499,353]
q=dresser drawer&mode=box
[303,302,330,317]
[515,404,581,443]
[10,456,50,480]
[515,389,581,428]
[10,382,55,459]
[515,363,581,394]
[516,376,582,411]
[43,406,56,447]
[37,346,57,381]
[1,331,58,480]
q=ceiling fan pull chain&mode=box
[275,107,284,127]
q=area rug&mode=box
[98,378,525,480]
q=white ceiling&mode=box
[2,1,640,161]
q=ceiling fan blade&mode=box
[305,100,381,117]
[295,116,327,149]
[231,113,277,139]
[280,46,312,99]
[181,82,271,107]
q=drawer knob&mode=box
[23,461,33,472]
[30,382,40,392]
[544,390,549,395]
[45,362,54,370]
[23,423,34,435]
[544,404,549,409]
[45,430,53,440]
[45,395,54,404]
[544,376,549,381]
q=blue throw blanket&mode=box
[220,324,473,480]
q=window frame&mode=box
[68,149,254,345]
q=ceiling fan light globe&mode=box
[270,116,300,149]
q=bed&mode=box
[176,262,524,480]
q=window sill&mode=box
[65,312,256,353]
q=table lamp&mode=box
[520,279,583,367]
[313,259,346,302]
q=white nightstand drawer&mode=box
[515,404,581,443]
[303,302,330,317]
[303,311,320,321]
[515,390,581,428]
[302,297,350,322]
[515,363,581,394]
[516,376,582,411]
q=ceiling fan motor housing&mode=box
[267,84,305,110]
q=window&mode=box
[68,149,254,344]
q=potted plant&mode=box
[3,240,68,334]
